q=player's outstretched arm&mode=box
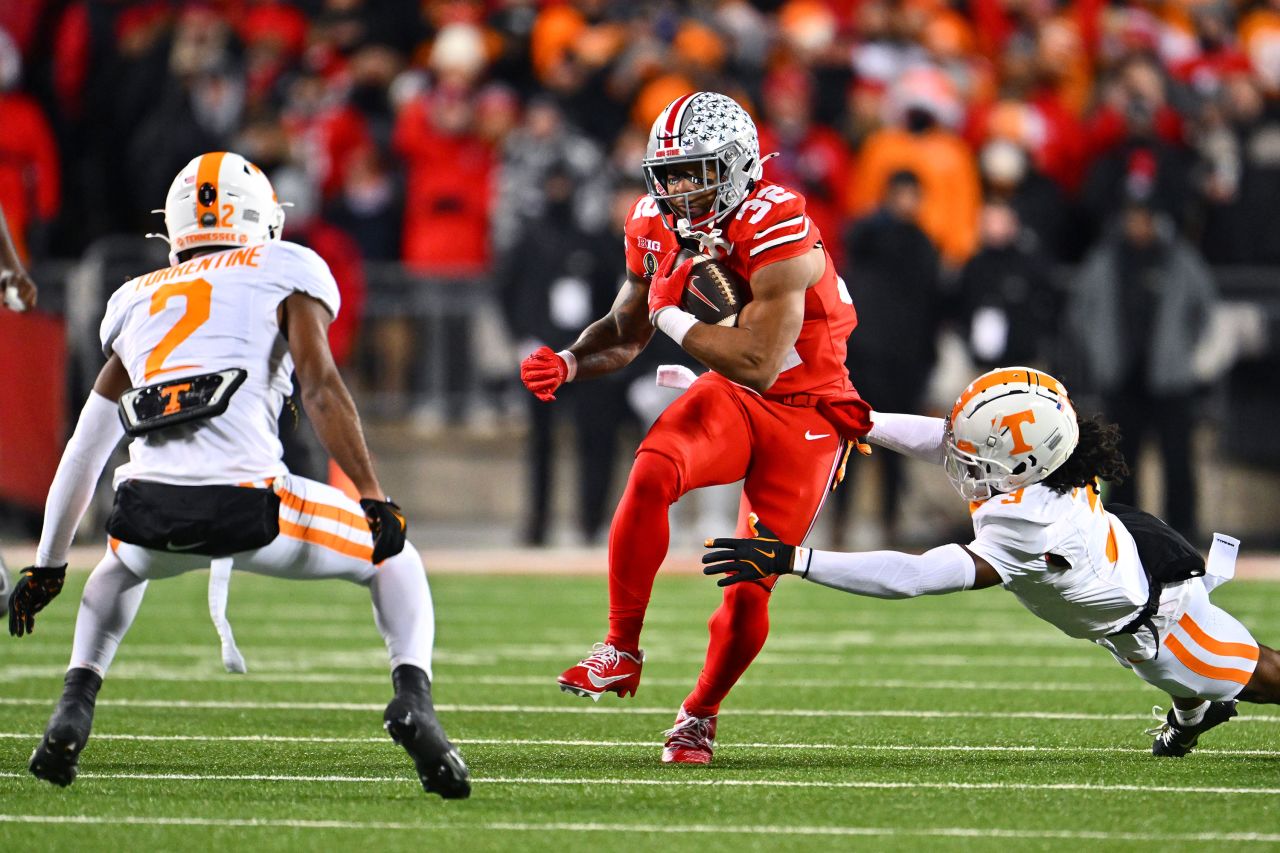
[11,356,131,636]
[656,251,813,393]
[519,271,655,401]
[0,205,37,311]
[703,513,1001,598]
[865,412,949,465]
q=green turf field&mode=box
[1,567,1277,851]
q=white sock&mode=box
[1174,700,1210,727]
[369,546,435,681]
[69,552,148,677]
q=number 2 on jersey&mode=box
[144,278,212,381]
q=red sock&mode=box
[604,451,682,653]
[682,580,772,717]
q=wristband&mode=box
[557,349,577,383]
[795,547,813,579]
[653,307,699,347]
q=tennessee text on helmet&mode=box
[149,152,286,266]
[642,92,766,237]
[944,367,1080,502]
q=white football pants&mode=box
[68,473,435,680]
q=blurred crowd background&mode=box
[2,0,1280,550]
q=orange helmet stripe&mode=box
[950,368,1069,423]
[194,151,227,227]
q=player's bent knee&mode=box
[628,451,683,505]
[1237,644,1280,704]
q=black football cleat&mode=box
[1148,700,1238,757]
[384,665,471,799]
[29,668,102,787]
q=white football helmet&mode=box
[944,366,1080,502]
[156,152,285,265]
[641,92,764,231]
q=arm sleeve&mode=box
[866,412,947,465]
[794,543,976,599]
[35,392,126,566]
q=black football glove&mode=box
[361,498,407,564]
[701,515,796,587]
[8,564,68,637]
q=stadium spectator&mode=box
[492,96,610,256]
[499,162,626,545]
[847,66,982,266]
[1068,196,1217,538]
[325,143,403,262]
[833,170,943,548]
[978,138,1075,261]
[1195,72,1280,264]
[389,25,498,420]
[957,199,1061,372]
[757,66,852,269]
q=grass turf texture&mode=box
[1,569,1277,852]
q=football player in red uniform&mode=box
[520,92,871,764]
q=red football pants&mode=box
[605,372,846,716]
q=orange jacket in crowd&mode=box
[847,126,981,266]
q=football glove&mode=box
[8,564,68,637]
[520,346,569,402]
[701,514,796,587]
[361,498,407,564]
[647,249,696,323]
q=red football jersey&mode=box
[624,179,857,397]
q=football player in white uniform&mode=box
[704,367,1280,756]
[7,152,470,797]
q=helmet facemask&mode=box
[643,141,754,231]
[944,422,1021,502]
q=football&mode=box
[678,249,747,327]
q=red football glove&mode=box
[647,250,695,323]
[520,346,569,402]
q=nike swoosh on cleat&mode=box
[804,431,830,440]
[585,671,633,689]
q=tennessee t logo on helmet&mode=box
[944,366,1080,502]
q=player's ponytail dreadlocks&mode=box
[1042,414,1130,494]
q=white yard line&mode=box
[0,732,1274,756]
[7,696,1280,722]
[1,696,1277,724]
[0,771,1275,796]
[0,667,1141,693]
[0,814,1275,843]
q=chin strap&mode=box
[675,217,731,258]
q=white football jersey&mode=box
[100,241,340,488]
[967,483,1159,639]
